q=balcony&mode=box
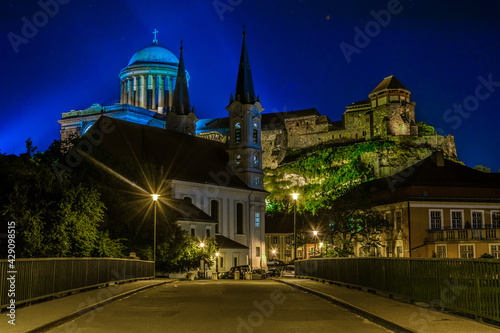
[426,228,500,242]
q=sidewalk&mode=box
[277,278,500,333]
[1,279,173,333]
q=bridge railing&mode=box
[0,258,154,309]
[295,258,500,322]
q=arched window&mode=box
[236,203,243,234]
[211,200,219,233]
[184,196,192,203]
[254,154,259,166]
[235,122,241,143]
[253,123,258,144]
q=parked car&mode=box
[223,265,251,279]
[281,265,295,278]
[266,267,281,278]
[268,260,284,265]
[251,269,267,279]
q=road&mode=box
[50,279,391,333]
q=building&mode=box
[357,152,500,258]
[67,31,268,271]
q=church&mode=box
[59,31,268,270]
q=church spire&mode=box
[172,40,191,115]
[235,25,256,104]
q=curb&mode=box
[276,279,415,333]
[27,280,175,333]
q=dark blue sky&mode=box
[1,0,499,171]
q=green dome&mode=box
[127,44,179,66]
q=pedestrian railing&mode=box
[295,258,500,322]
[0,258,154,309]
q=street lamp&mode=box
[313,230,318,256]
[291,193,299,260]
[215,252,219,276]
[151,194,160,273]
[200,242,206,279]
[272,249,276,259]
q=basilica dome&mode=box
[127,44,179,66]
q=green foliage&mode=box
[479,253,495,259]
[474,165,491,173]
[417,122,437,136]
[264,141,395,214]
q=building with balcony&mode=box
[359,151,500,258]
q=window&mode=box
[220,256,224,267]
[366,118,370,123]
[236,203,243,234]
[460,245,474,258]
[362,130,367,136]
[472,211,483,229]
[272,236,278,244]
[254,155,259,166]
[206,228,210,237]
[430,210,442,230]
[254,177,259,185]
[436,245,447,258]
[297,249,303,259]
[493,212,500,228]
[286,237,290,244]
[490,245,500,259]
[285,249,291,257]
[255,212,260,228]
[234,257,238,266]
[235,123,241,143]
[451,211,463,229]
[190,228,195,237]
[386,241,393,257]
[396,246,403,257]
[256,247,261,257]
[395,211,402,230]
[253,123,258,144]
[211,200,219,233]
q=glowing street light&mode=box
[291,193,299,260]
[151,194,160,272]
[312,230,318,256]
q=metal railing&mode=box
[296,258,500,322]
[0,258,154,308]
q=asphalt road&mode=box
[51,279,392,333]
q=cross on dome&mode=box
[153,29,159,44]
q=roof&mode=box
[370,75,408,94]
[171,46,191,115]
[168,198,216,223]
[127,44,179,66]
[362,152,500,205]
[215,235,249,249]
[85,116,255,190]
[235,33,256,104]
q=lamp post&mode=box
[313,230,318,256]
[215,252,219,276]
[291,193,299,260]
[200,242,205,279]
[151,194,160,272]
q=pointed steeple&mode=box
[172,40,191,115]
[235,26,256,104]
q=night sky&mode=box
[1,0,499,171]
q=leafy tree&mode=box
[474,165,491,173]
[417,122,437,136]
[311,187,390,257]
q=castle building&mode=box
[61,31,268,270]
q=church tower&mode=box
[166,41,198,135]
[226,29,264,190]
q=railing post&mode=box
[473,261,481,321]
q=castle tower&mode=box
[226,29,264,190]
[166,41,198,135]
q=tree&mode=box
[474,165,491,173]
[417,122,437,136]
[312,186,390,257]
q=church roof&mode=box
[87,116,257,190]
[370,75,408,94]
[127,44,179,66]
[234,30,256,104]
[171,43,191,115]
